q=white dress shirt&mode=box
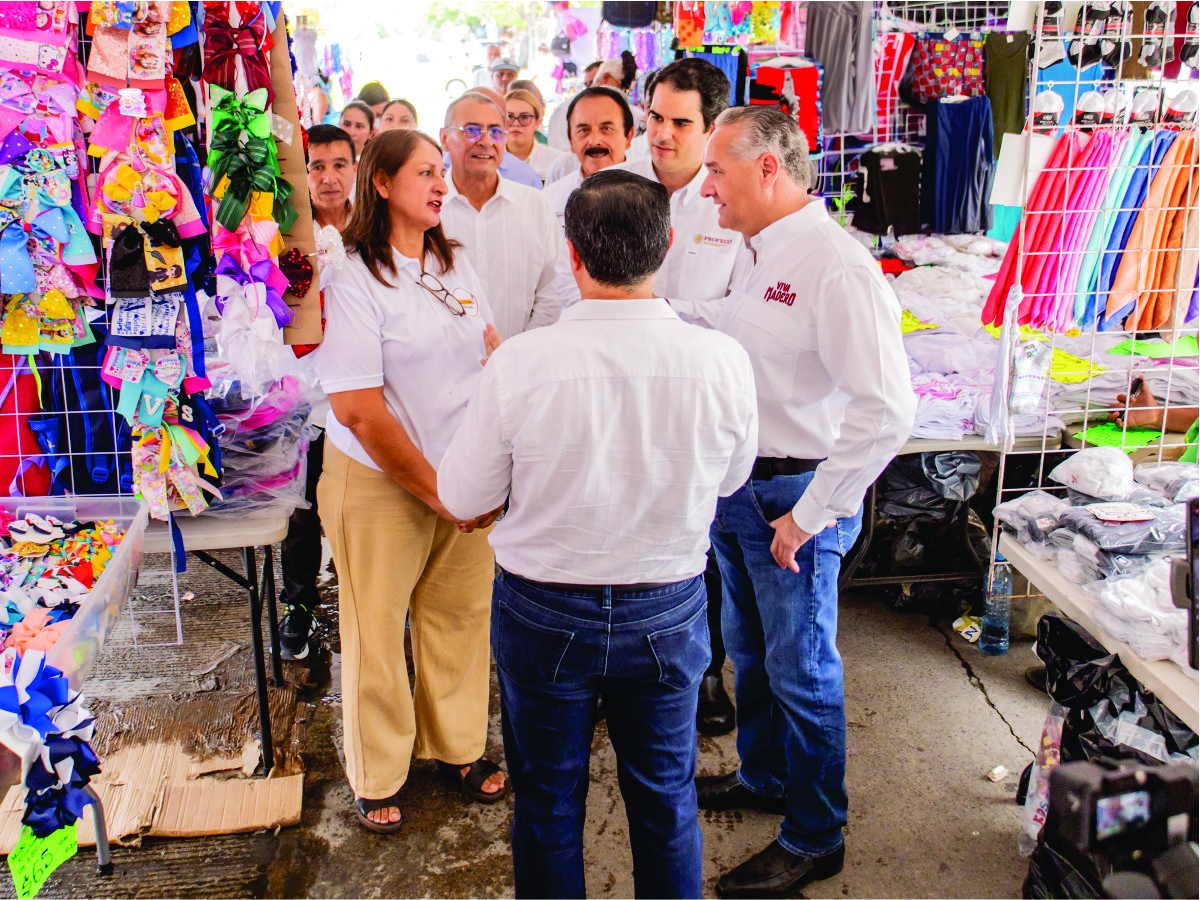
[315,249,494,471]
[542,167,584,310]
[439,174,560,341]
[545,151,580,186]
[717,200,916,535]
[523,141,566,183]
[440,298,759,584]
[604,157,751,329]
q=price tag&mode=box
[7,823,77,899]
[1086,502,1156,523]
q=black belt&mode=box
[751,456,826,480]
[504,569,684,595]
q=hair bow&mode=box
[206,86,295,233]
[211,218,282,268]
[214,254,294,328]
[202,9,274,104]
[0,648,71,746]
[0,207,70,293]
[23,733,100,836]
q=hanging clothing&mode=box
[1107,129,1200,332]
[911,34,987,105]
[749,63,821,152]
[984,31,1031,153]
[804,1,875,134]
[1075,130,1154,327]
[683,46,747,107]
[1097,128,1179,328]
[922,96,994,235]
[851,144,923,236]
[1036,58,1105,129]
[875,32,915,141]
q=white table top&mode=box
[144,513,290,555]
[998,534,1198,734]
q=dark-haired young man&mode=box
[439,169,757,899]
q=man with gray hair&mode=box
[696,106,915,898]
[439,92,558,339]
[439,169,758,898]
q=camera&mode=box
[1046,760,1198,898]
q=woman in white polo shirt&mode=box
[315,128,506,833]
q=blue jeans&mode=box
[492,569,710,899]
[710,472,862,858]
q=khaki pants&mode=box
[317,442,495,800]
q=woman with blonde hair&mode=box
[315,128,506,833]
[504,87,564,184]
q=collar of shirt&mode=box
[748,199,828,256]
[390,246,423,277]
[559,297,679,323]
[622,156,708,209]
[444,169,516,211]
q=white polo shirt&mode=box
[439,173,560,341]
[439,298,759,584]
[523,141,566,184]
[315,249,495,471]
[608,157,750,329]
[717,200,916,535]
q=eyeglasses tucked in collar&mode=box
[446,124,507,143]
[417,270,474,317]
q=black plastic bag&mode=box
[876,451,981,522]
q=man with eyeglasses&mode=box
[439,91,559,340]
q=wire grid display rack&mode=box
[0,13,189,649]
[815,0,1013,218]
[990,1,1199,597]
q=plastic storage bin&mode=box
[0,496,148,691]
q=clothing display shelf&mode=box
[999,534,1198,734]
[986,3,1199,739]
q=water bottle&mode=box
[981,554,1012,656]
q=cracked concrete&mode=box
[18,552,1050,899]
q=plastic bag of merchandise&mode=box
[1055,504,1186,555]
[1021,615,1198,898]
[1063,482,1172,509]
[994,490,1070,545]
[1134,460,1200,503]
[1037,613,1197,766]
[1019,701,1067,858]
[877,451,981,522]
[1048,447,1134,501]
[1049,528,1159,579]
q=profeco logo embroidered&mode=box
[763,281,796,306]
[692,233,734,248]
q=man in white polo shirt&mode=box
[439,169,757,898]
[439,92,559,340]
[696,107,915,898]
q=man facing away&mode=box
[697,106,915,898]
[438,169,758,899]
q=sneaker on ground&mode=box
[280,608,313,661]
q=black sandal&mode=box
[435,758,507,804]
[353,789,403,833]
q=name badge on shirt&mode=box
[458,293,480,318]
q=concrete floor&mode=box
[19,552,1051,899]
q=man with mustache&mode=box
[439,92,559,339]
[543,86,636,306]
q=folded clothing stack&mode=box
[1085,559,1193,674]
